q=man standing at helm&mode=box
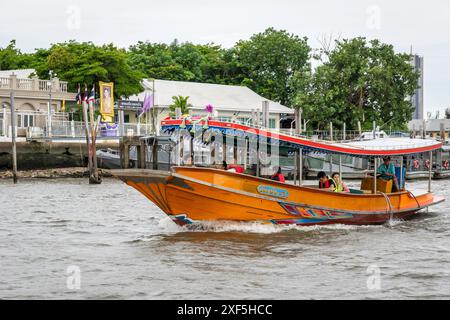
[377,156,400,191]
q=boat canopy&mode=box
[161,119,442,157]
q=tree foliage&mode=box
[0,40,34,70]
[234,28,311,106]
[294,38,419,130]
[169,95,192,116]
[34,41,143,98]
[0,33,419,129]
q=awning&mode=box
[161,119,443,157]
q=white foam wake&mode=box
[156,217,375,234]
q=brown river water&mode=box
[1,177,449,299]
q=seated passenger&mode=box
[331,172,350,193]
[222,161,229,170]
[377,156,399,191]
[270,167,285,183]
[317,171,335,190]
[223,161,244,173]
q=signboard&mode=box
[117,100,144,110]
[257,185,289,198]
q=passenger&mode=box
[223,161,244,173]
[331,172,350,193]
[317,171,335,190]
[377,156,399,191]
[229,164,244,173]
[270,167,286,183]
[222,161,229,170]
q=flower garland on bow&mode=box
[179,104,215,133]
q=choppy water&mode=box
[0,177,449,299]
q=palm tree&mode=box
[169,95,192,116]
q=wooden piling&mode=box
[88,96,101,184]
[119,138,130,169]
[139,138,147,169]
[152,137,158,169]
[82,101,93,173]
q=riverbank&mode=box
[0,167,112,179]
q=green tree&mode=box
[234,28,311,106]
[0,40,34,70]
[34,41,143,98]
[169,95,192,116]
[295,38,419,130]
[127,40,233,84]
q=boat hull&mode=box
[112,167,444,227]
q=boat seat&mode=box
[360,177,393,193]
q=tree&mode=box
[234,28,311,106]
[0,40,34,70]
[295,38,419,130]
[127,40,234,84]
[169,95,192,116]
[34,41,143,98]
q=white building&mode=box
[408,118,450,140]
[0,69,76,137]
[124,79,294,131]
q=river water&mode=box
[1,177,449,300]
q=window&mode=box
[269,118,276,129]
[16,114,35,128]
[238,117,251,125]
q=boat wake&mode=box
[157,217,375,234]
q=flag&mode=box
[61,100,66,112]
[83,85,88,103]
[75,84,82,105]
[139,93,153,117]
[88,85,95,102]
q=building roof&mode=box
[409,119,450,132]
[0,69,36,79]
[128,79,294,114]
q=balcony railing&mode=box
[0,75,69,93]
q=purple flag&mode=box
[140,93,153,116]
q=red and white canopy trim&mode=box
[161,119,443,157]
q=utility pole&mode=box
[10,90,18,184]
[47,72,53,138]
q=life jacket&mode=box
[319,177,333,189]
[333,181,349,192]
[271,173,285,183]
[227,164,244,173]
[334,182,344,192]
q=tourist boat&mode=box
[112,119,445,227]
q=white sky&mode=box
[1,0,449,115]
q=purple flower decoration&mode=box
[205,104,214,113]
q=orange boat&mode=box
[113,119,444,227]
[112,166,444,226]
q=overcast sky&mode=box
[1,0,449,115]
